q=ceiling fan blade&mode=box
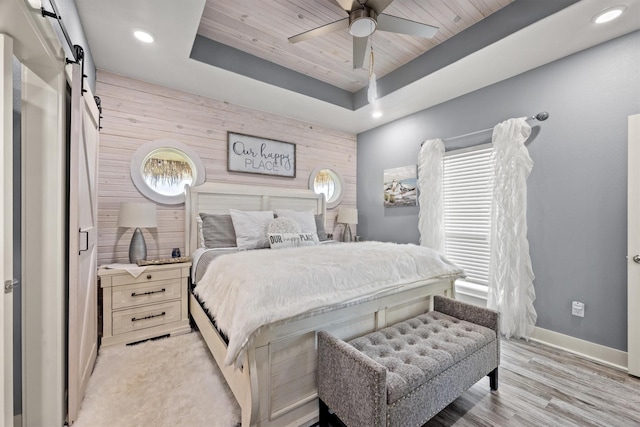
[330,0,360,12]
[365,0,395,14]
[353,36,368,69]
[377,14,438,38]
[288,18,349,44]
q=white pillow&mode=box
[274,209,317,234]
[229,209,274,249]
[268,232,319,249]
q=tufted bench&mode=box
[317,296,499,427]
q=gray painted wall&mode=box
[357,31,640,352]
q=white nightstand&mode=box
[98,262,191,347]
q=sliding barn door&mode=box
[67,62,100,423]
[629,113,640,378]
[0,33,14,427]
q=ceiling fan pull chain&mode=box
[369,40,375,79]
[368,38,377,104]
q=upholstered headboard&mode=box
[185,182,326,254]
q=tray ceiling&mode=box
[75,0,640,133]
[198,0,513,93]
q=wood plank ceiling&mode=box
[198,0,513,93]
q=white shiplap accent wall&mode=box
[95,71,356,265]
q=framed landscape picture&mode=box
[227,132,296,178]
[383,165,418,207]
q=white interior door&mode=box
[628,113,640,378]
[67,62,100,424]
[1,33,14,427]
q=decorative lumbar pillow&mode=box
[199,213,237,248]
[274,209,317,234]
[314,214,328,241]
[268,217,301,234]
[229,209,274,249]
[268,232,320,249]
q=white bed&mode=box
[185,183,459,427]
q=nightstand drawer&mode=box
[112,279,182,310]
[111,268,181,286]
[112,300,181,335]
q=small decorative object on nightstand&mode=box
[117,202,157,264]
[97,262,191,347]
[337,207,358,242]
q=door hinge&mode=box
[4,279,19,294]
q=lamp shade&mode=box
[117,202,157,228]
[337,207,358,225]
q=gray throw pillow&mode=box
[315,214,328,241]
[199,213,237,248]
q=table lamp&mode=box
[117,202,157,263]
[337,207,358,243]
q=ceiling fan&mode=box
[288,0,439,69]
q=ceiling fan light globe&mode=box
[349,8,378,37]
[350,17,377,37]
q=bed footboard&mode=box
[190,278,454,427]
[189,293,258,426]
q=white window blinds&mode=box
[443,143,494,287]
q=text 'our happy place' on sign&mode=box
[227,132,296,178]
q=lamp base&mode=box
[342,224,353,243]
[129,227,147,264]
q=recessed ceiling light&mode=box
[593,6,626,24]
[134,30,154,43]
[372,111,383,119]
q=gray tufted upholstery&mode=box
[318,296,500,427]
[349,311,496,404]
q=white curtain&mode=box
[417,138,445,253]
[487,118,537,339]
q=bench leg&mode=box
[319,399,331,426]
[489,368,499,391]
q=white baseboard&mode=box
[530,327,628,372]
[450,283,628,372]
[14,414,21,427]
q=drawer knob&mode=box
[146,274,152,280]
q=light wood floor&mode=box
[425,339,640,426]
[325,339,640,427]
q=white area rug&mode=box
[74,332,241,427]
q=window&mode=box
[308,167,344,208]
[142,148,195,197]
[131,140,205,204]
[443,144,493,287]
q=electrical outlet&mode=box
[572,301,585,317]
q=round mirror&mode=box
[131,140,205,204]
[309,167,344,208]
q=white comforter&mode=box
[194,241,463,366]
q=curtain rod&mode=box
[421,112,549,146]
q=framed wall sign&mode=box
[227,132,296,178]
